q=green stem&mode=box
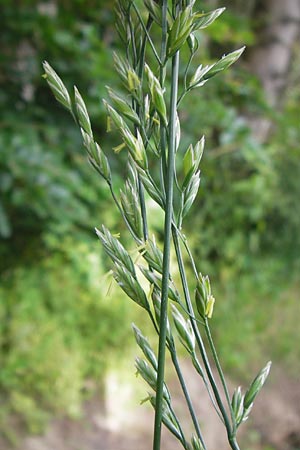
[153,44,180,450]
[149,308,206,448]
[148,308,160,336]
[133,15,153,242]
[171,228,239,448]
[177,229,199,279]
[168,401,188,448]
[159,156,166,201]
[177,91,187,108]
[159,0,168,187]
[132,3,162,66]
[176,224,236,433]
[183,52,194,92]
[138,177,149,240]
[128,5,137,67]
[170,344,207,449]
[204,318,236,433]
[192,353,225,423]
[137,15,153,81]
[230,436,241,450]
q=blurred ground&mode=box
[1,360,299,450]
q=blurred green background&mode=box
[0,0,299,447]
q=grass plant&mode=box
[43,1,271,449]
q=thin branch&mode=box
[171,227,239,448]
[132,2,162,67]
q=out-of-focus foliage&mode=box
[0,0,116,253]
[266,56,300,259]
[0,0,299,436]
[0,0,131,435]
[179,8,300,278]
[179,74,272,276]
[0,236,131,434]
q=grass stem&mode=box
[153,36,180,450]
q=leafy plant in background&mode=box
[0,236,132,438]
[44,1,271,449]
[0,0,118,269]
[0,6,129,433]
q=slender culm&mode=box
[153,49,180,450]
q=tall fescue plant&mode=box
[43,1,271,449]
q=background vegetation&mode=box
[0,0,299,440]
